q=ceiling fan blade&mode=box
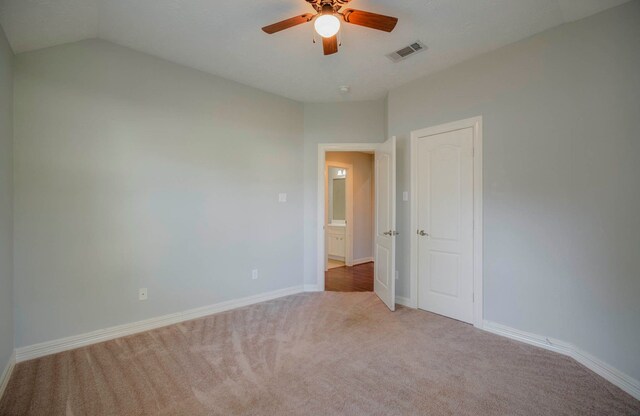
[262,14,314,34]
[342,9,398,32]
[323,35,338,55]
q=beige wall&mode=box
[388,1,640,382]
[303,100,387,284]
[13,39,305,347]
[326,152,374,262]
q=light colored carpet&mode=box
[1,292,638,415]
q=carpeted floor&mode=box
[1,292,638,415]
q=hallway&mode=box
[325,262,373,292]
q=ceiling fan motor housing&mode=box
[321,3,336,14]
[306,0,345,13]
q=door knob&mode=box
[383,230,392,236]
[418,230,429,236]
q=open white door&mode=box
[374,137,396,311]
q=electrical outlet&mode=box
[252,269,259,280]
[278,193,287,202]
[139,288,148,301]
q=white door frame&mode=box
[317,143,379,290]
[325,160,354,269]
[409,117,483,328]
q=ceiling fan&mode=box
[262,0,398,55]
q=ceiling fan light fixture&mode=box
[262,1,399,56]
[314,14,340,38]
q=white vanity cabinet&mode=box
[327,225,346,260]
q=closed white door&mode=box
[374,137,396,311]
[416,127,474,323]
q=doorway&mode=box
[410,117,483,327]
[325,154,372,291]
[317,140,397,310]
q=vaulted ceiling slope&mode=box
[0,0,631,102]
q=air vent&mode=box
[386,41,427,63]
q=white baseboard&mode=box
[483,320,640,400]
[395,296,415,308]
[304,284,322,292]
[0,350,16,401]
[15,285,304,363]
[352,257,374,265]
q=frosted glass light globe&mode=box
[314,14,340,38]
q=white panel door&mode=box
[374,137,396,311]
[417,128,474,323]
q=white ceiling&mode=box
[0,0,631,102]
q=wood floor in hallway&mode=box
[325,262,373,292]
